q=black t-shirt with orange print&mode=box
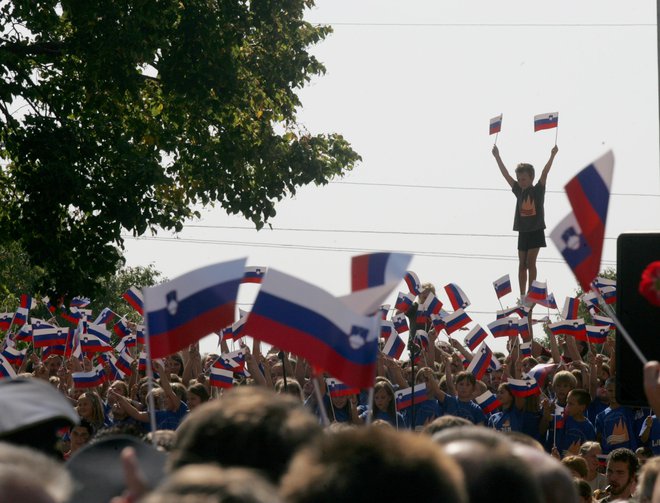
[511,182,545,232]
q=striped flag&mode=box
[466,342,493,380]
[242,265,267,284]
[395,383,429,411]
[534,112,558,132]
[326,377,360,397]
[210,366,234,388]
[442,309,471,335]
[489,114,502,135]
[0,354,17,379]
[403,271,422,296]
[493,274,512,299]
[585,325,608,344]
[475,390,502,413]
[391,312,409,334]
[464,325,488,351]
[72,367,105,388]
[526,281,548,303]
[382,331,405,360]
[123,287,144,316]
[394,291,415,314]
[548,319,587,341]
[487,317,518,338]
[562,297,580,320]
[444,283,470,311]
[507,376,540,397]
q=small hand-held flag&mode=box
[490,114,502,144]
[123,287,144,316]
[493,274,512,299]
[534,112,559,132]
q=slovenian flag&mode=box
[72,367,105,389]
[80,331,113,353]
[534,112,559,132]
[115,349,134,376]
[0,354,17,380]
[93,307,116,326]
[519,340,532,357]
[231,312,249,340]
[395,383,429,411]
[123,287,144,316]
[508,376,540,397]
[326,377,360,397]
[242,266,267,284]
[592,314,615,330]
[351,253,412,292]
[144,258,245,359]
[444,283,470,311]
[585,325,608,344]
[475,390,502,414]
[394,291,415,314]
[493,274,512,299]
[554,151,614,291]
[422,293,443,316]
[391,312,409,334]
[526,281,548,303]
[537,292,558,310]
[1,345,27,367]
[403,271,422,296]
[0,312,12,331]
[467,342,493,380]
[464,325,488,351]
[113,318,132,339]
[382,331,405,360]
[442,309,471,335]
[527,363,557,388]
[548,318,587,340]
[430,312,446,334]
[489,114,502,135]
[599,286,617,305]
[210,366,234,388]
[562,297,580,320]
[517,317,530,339]
[487,317,518,338]
[33,327,68,348]
[244,268,379,389]
[70,296,91,309]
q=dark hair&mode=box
[515,163,535,179]
[573,477,592,501]
[187,383,209,403]
[455,371,476,386]
[568,388,591,407]
[608,448,639,478]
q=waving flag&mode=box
[244,268,379,389]
[464,325,488,351]
[33,326,68,348]
[380,320,394,339]
[527,363,557,388]
[534,112,559,132]
[475,391,502,414]
[114,350,134,376]
[548,318,587,340]
[493,274,512,299]
[537,292,558,310]
[403,271,422,296]
[422,292,443,316]
[123,287,144,316]
[414,330,429,350]
[585,325,609,344]
[489,114,502,135]
[215,348,248,374]
[80,331,113,353]
[519,340,532,357]
[517,317,530,339]
[444,283,470,311]
[391,312,409,334]
[144,258,245,359]
[415,309,428,328]
[93,307,116,326]
[442,309,471,335]
[0,313,12,331]
[599,286,617,305]
[508,376,540,397]
[554,151,614,290]
[526,281,548,303]
[72,367,105,389]
[1,345,26,367]
[467,342,493,380]
[592,314,615,330]
[12,307,29,327]
[351,253,412,292]
[210,366,234,388]
[326,378,360,397]
[395,383,429,411]
[487,317,518,338]
[394,291,415,314]
[242,266,267,284]
[113,318,132,339]
[430,313,446,334]
[0,354,17,379]
[70,296,91,309]
[41,296,57,315]
[377,305,390,321]
[382,331,405,360]
[562,297,580,320]
[231,312,249,340]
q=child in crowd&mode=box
[555,388,596,458]
[436,371,486,425]
[358,380,406,428]
[595,378,638,454]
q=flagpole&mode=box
[553,413,557,449]
[142,324,159,443]
[554,126,559,146]
[365,387,375,426]
[312,377,330,427]
[592,287,647,365]
[494,131,499,146]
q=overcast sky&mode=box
[124,1,660,355]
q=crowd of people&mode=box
[0,283,659,503]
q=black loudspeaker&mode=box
[616,232,660,407]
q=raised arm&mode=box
[538,145,559,186]
[492,145,515,188]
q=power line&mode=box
[313,21,656,28]
[330,181,660,198]
[123,234,617,266]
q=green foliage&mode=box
[0,0,360,297]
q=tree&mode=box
[0,0,360,298]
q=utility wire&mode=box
[313,22,656,28]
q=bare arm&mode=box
[492,145,515,188]
[153,361,181,412]
[538,145,558,186]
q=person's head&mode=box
[552,371,578,404]
[573,477,593,503]
[165,353,184,377]
[108,379,129,398]
[579,441,602,475]
[68,420,94,453]
[565,388,590,419]
[604,377,618,407]
[281,427,466,503]
[76,391,105,429]
[186,383,210,411]
[274,378,303,402]
[0,442,72,503]
[515,163,535,189]
[169,387,321,483]
[561,455,588,479]
[372,380,395,415]
[521,356,539,374]
[422,415,472,436]
[637,456,660,503]
[487,368,503,391]
[636,446,653,466]
[606,448,639,499]
[497,383,514,409]
[44,355,63,377]
[418,282,436,304]
[455,371,476,401]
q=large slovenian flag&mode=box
[242,266,267,284]
[562,297,580,320]
[464,325,488,351]
[442,309,472,335]
[467,342,493,380]
[534,112,559,132]
[493,274,512,299]
[551,213,595,293]
[403,271,422,296]
[475,390,502,414]
[395,383,429,411]
[554,151,614,291]
[123,287,144,316]
[444,283,470,311]
[487,317,518,338]
[507,376,541,397]
[382,331,405,360]
[489,114,502,135]
[351,253,412,291]
[144,258,245,359]
[326,377,360,397]
[244,268,379,389]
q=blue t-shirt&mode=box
[403,399,443,431]
[153,402,189,431]
[595,406,638,454]
[358,406,407,429]
[489,406,524,433]
[639,415,660,455]
[587,397,608,424]
[443,395,486,425]
[555,416,596,457]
